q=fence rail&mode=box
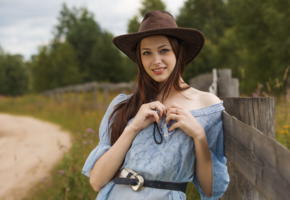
[43,81,134,96]
[222,110,290,200]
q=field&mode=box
[0,91,289,199]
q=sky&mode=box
[0,0,186,60]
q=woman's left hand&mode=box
[165,104,205,140]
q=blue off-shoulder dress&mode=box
[82,93,230,200]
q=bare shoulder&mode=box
[186,87,221,103]
[199,91,222,106]
[183,87,222,109]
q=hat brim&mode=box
[112,27,205,65]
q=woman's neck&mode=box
[156,78,189,102]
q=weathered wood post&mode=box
[217,69,239,98]
[189,68,239,97]
[221,97,276,200]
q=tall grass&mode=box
[275,95,290,149]
[0,92,288,200]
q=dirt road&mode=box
[0,113,71,200]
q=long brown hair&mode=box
[109,35,189,145]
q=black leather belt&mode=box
[113,177,187,193]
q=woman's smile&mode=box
[152,66,167,75]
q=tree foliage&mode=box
[127,16,140,33]
[139,0,166,16]
[176,0,231,82]
[53,4,101,82]
[177,0,289,95]
[30,3,132,92]
[127,0,166,33]
[225,0,290,94]
[88,31,133,82]
[29,42,81,92]
[0,51,28,96]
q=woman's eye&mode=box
[160,49,170,54]
[142,51,151,55]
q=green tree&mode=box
[178,0,230,43]
[0,52,28,96]
[53,4,102,82]
[139,0,166,16]
[52,3,131,83]
[29,3,133,92]
[226,0,290,94]
[177,0,290,95]
[177,0,231,81]
[127,16,140,33]
[29,42,81,92]
[127,0,166,33]
[88,32,132,82]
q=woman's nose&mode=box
[152,53,162,65]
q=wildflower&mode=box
[86,128,95,133]
[278,129,288,135]
[57,170,65,175]
[82,140,88,145]
[283,125,290,129]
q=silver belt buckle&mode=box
[119,168,144,191]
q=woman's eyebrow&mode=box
[157,44,169,49]
[141,44,169,50]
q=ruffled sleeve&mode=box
[192,110,230,200]
[82,93,128,177]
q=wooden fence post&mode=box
[218,69,239,97]
[221,97,275,200]
[223,97,275,138]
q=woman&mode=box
[82,10,229,200]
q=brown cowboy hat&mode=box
[112,10,205,65]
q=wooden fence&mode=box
[43,81,133,95]
[213,69,289,200]
[171,68,289,199]
[43,69,290,199]
[222,98,290,200]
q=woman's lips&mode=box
[152,67,166,75]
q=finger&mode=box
[168,107,187,116]
[156,102,166,117]
[150,101,165,117]
[167,104,182,109]
[166,107,180,116]
[154,102,164,117]
[168,121,180,132]
[147,110,160,123]
[166,107,174,115]
[167,106,185,115]
[166,113,179,124]
[146,112,159,123]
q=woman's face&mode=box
[140,35,176,82]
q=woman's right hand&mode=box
[128,101,166,133]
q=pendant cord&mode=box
[153,122,163,144]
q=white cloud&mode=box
[0,17,56,57]
[0,0,186,60]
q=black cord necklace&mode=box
[149,98,163,144]
[153,121,163,144]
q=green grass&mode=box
[0,92,288,200]
[275,95,290,149]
